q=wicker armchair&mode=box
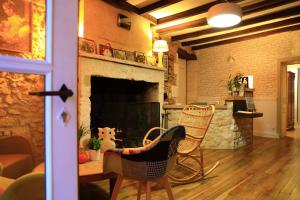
[103,125,185,200]
[168,105,219,184]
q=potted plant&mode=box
[88,136,102,161]
[78,124,90,163]
[227,75,233,96]
[232,73,243,96]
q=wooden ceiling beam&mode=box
[191,24,300,50]
[139,0,183,15]
[183,16,300,46]
[171,5,300,41]
[156,0,243,24]
[102,0,139,13]
[160,0,298,35]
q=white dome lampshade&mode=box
[207,3,242,28]
[153,40,169,53]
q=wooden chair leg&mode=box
[162,176,174,200]
[111,176,123,200]
[145,181,151,200]
[200,149,204,177]
[137,181,144,200]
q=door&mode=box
[287,71,295,130]
[0,1,78,199]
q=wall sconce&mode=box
[153,40,169,68]
[207,3,242,28]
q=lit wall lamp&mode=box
[207,2,242,28]
[153,40,169,68]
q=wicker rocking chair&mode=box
[168,104,219,184]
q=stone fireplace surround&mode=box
[78,53,165,129]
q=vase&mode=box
[233,90,239,96]
[89,149,100,161]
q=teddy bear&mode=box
[98,127,116,152]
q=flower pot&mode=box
[89,149,101,161]
[228,90,233,96]
[233,91,239,96]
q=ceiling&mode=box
[103,0,300,51]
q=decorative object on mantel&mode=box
[135,51,145,63]
[88,136,102,161]
[117,13,131,30]
[146,56,157,66]
[78,37,97,54]
[125,51,135,62]
[153,39,169,68]
[99,43,112,57]
[112,48,126,60]
[226,74,234,96]
[98,127,116,152]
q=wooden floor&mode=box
[80,132,300,200]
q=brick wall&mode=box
[187,30,300,137]
[0,72,44,164]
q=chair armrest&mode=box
[142,127,166,146]
[186,134,204,140]
[0,136,32,154]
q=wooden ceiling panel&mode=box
[102,0,300,50]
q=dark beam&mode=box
[102,0,139,13]
[171,5,300,41]
[139,0,183,14]
[191,24,300,50]
[157,0,243,24]
[183,17,300,46]
[158,0,297,34]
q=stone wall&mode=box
[0,72,44,164]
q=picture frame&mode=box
[125,51,135,62]
[78,38,97,54]
[0,0,32,54]
[117,14,131,30]
[99,43,112,57]
[241,76,249,88]
[112,48,126,60]
[135,51,145,64]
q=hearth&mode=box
[90,76,160,147]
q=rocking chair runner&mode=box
[168,104,219,184]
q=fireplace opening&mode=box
[90,76,160,147]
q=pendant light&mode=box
[207,2,242,28]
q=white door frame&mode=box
[0,1,78,199]
[278,56,300,137]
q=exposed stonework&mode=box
[0,72,44,164]
[163,102,252,149]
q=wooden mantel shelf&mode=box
[79,52,166,72]
[225,96,245,101]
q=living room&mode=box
[0,0,300,199]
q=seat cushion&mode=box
[0,154,33,179]
[0,176,14,194]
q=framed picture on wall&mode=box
[125,51,135,62]
[135,51,145,63]
[112,49,126,60]
[0,0,32,54]
[78,38,97,54]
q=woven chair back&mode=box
[178,105,215,139]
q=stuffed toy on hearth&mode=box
[98,127,116,152]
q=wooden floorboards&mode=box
[80,132,300,200]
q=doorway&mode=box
[279,57,300,137]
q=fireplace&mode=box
[78,54,165,146]
[90,76,160,146]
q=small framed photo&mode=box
[146,56,156,66]
[78,38,97,54]
[135,51,145,64]
[112,49,126,60]
[99,43,112,57]
[125,51,135,62]
[241,76,249,88]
